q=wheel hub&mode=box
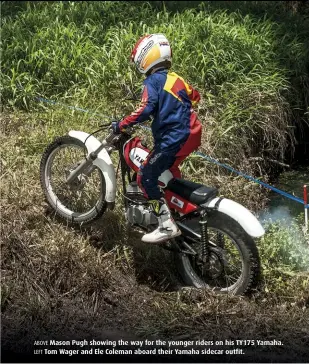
[65,164,87,190]
[197,247,226,279]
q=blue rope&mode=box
[193,152,309,208]
[35,96,105,117]
[35,96,309,209]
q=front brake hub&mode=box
[65,164,87,189]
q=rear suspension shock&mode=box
[199,210,210,263]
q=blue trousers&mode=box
[138,149,179,200]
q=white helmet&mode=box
[130,34,172,74]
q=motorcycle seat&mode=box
[167,178,218,205]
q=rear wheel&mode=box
[40,135,107,225]
[174,211,260,295]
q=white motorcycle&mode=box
[40,121,264,295]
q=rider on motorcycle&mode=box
[112,34,202,244]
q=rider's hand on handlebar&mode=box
[111,121,121,134]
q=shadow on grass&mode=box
[60,209,184,293]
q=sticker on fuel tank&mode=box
[171,196,184,208]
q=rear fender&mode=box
[204,198,265,238]
[68,130,116,203]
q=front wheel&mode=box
[174,211,260,295]
[40,135,107,225]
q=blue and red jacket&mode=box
[119,70,202,153]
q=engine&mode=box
[125,182,158,229]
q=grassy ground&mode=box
[1,110,309,362]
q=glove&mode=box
[111,121,121,134]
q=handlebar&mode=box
[97,119,151,142]
[99,122,114,128]
[98,120,135,135]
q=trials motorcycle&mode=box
[40,121,265,295]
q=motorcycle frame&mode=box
[65,130,200,255]
[67,129,265,239]
[41,127,264,293]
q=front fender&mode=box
[205,198,265,238]
[68,130,116,203]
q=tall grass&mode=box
[1,112,308,362]
[2,1,309,174]
[1,4,309,359]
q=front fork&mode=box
[65,133,115,184]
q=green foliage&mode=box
[261,220,309,270]
[2,1,308,173]
[258,218,309,294]
[1,1,152,103]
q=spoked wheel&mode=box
[174,211,260,295]
[40,136,107,224]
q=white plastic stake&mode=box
[304,185,308,233]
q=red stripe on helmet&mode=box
[130,35,150,62]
